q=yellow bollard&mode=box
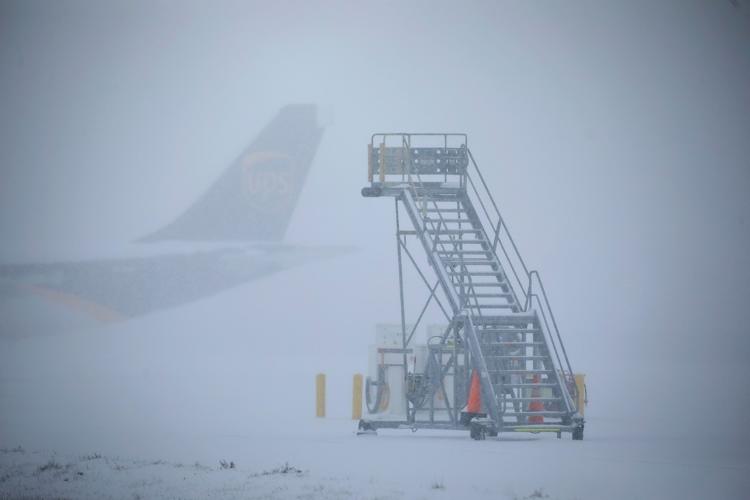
[352,374,363,420]
[574,373,586,416]
[316,373,326,418]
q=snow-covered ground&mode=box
[1,255,749,499]
[2,417,748,500]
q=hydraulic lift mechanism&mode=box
[359,134,585,440]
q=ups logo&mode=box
[241,151,295,202]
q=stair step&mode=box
[484,354,548,359]
[448,272,504,277]
[499,411,568,417]
[463,293,513,298]
[437,250,492,255]
[443,260,497,265]
[478,328,540,334]
[501,383,558,388]
[422,208,466,213]
[424,218,471,223]
[488,369,553,374]
[435,239,487,245]
[498,397,562,402]
[468,304,515,309]
[455,283,503,287]
[455,287,510,294]
[427,229,483,234]
[482,342,545,346]
[472,314,537,326]
[454,284,508,291]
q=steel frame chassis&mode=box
[360,133,583,437]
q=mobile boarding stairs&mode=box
[360,133,584,440]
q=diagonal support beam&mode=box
[399,239,451,321]
[400,190,462,314]
[405,277,442,346]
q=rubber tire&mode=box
[470,424,480,440]
[358,420,375,432]
[572,425,584,441]
[470,422,486,441]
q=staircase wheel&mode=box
[470,421,487,441]
[469,424,480,440]
[572,425,584,441]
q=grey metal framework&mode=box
[360,133,584,440]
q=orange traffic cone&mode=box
[528,373,544,424]
[467,369,481,414]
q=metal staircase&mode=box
[361,133,584,439]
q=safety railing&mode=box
[369,133,469,184]
[462,151,577,405]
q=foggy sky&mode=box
[1,0,750,435]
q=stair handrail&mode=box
[397,136,486,315]
[527,271,574,378]
[374,133,478,313]
[466,149,530,292]
[463,149,577,388]
[526,277,577,410]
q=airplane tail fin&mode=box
[140,104,323,242]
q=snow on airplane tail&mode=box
[140,104,323,242]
